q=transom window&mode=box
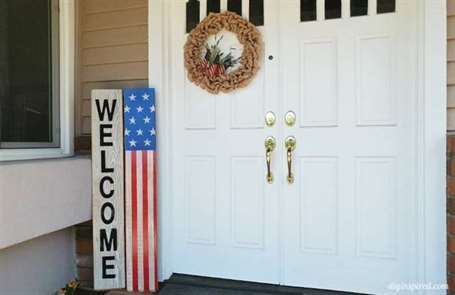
[186,0,396,33]
[186,0,265,33]
[0,0,60,149]
[301,0,396,21]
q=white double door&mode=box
[169,1,418,294]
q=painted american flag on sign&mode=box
[123,88,158,292]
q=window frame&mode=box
[0,0,60,149]
[0,0,75,161]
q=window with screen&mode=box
[0,0,59,149]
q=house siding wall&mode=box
[449,1,455,130]
[74,0,149,287]
[76,0,149,136]
[449,2,455,293]
[448,136,455,293]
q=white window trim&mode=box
[0,0,75,162]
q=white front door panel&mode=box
[170,0,282,284]
[280,1,417,293]
[169,0,418,293]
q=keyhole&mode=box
[268,55,274,60]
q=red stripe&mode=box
[153,152,159,291]
[131,152,138,291]
[142,151,150,291]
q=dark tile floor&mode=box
[156,274,363,295]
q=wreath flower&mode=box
[184,11,263,94]
[201,34,242,79]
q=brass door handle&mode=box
[285,136,296,184]
[265,136,276,184]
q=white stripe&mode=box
[125,152,133,291]
[148,151,155,290]
[136,152,144,291]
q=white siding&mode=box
[0,157,91,249]
[0,229,75,295]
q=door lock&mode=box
[265,111,276,127]
[285,111,296,127]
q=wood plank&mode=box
[82,80,149,98]
[448,40,455,61]
[449,0,455,17]
[449,62,455,85]
[82,62,148,82]
[81,26,147,49]
[82,0,147,14]
[449,16,455,40]
[83,8,147,32]
[82,99,91,117]
[82,44,148,66]
[82,117,92,135]
[448,86,455,108]
[448,108,455,131]
[450,4,455,131]
[91,89,126,290]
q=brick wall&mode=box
[448,135,455,293]
[75,221,94,288]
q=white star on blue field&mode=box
[123,88,156,151]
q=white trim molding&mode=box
[418,0,447,291]
[149,0,173,281]
[0,0,75,162]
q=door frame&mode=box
[148,0,447,291]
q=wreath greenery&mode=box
[184,11,263,94]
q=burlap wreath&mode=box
[184,11,263,94]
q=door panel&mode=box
[300,40,338,127]
[231,157,266,249]
[281,1,416,293]
[170,0,282,284]
[298,157,338,255]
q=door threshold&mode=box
[159,274,367,295]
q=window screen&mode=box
[0,0,59,149]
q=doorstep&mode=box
[100,274,362,295]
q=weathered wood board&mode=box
[91,89,126,290]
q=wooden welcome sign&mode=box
[91,89,126,290]
[91,88,158,292]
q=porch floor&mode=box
[154,274,362,295]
